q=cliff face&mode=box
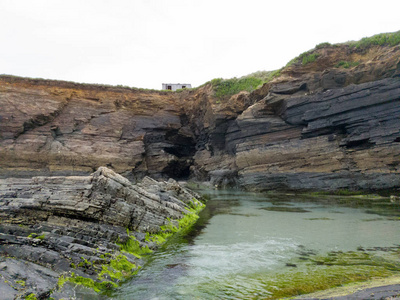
[0,79,195,180]
[230,77,400,191]
[1,43,400,191]
[187,43,400,191]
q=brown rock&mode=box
[1,42,400,191]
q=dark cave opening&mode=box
[345,138,375,149]
[163,159,192,180]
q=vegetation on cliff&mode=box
[285,30,400,68]
[349,30,400,50]
[210,77,263,99]
[2,30,398,98]
[206,30,400,101]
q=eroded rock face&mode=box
[230,78,400,191]
[1,44,400,191]
[0,78,195,180]
[0,167,202,299]
[186,45,400,191]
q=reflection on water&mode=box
[113,190,400,299]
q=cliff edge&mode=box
[1,31,400,191]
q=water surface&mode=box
[113,190,400,299]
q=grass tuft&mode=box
[302,53,319,65]
[335,60,360,69]
[285,50,319,67]
[210,77,263,99]
[348,30,400,50]
[315,42,332,49]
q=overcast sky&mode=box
[1,0,399,90]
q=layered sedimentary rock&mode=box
[0,78,195,180]
[189,44,400,191]
[230,78,400,191]
[1,43,400,191]
[0,167,203,299]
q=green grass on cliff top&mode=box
[207,30,400,99]
[205,68,283,100]
[349,30,400,49]
[3,30,399,96]
[209,77,263,99]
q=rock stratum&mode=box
[1,37,400,192]
[0,167,204,299]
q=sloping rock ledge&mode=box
[0,167,204,299]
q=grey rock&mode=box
[0,167,203,299]
[228,78,400,191]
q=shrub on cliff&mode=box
[242,69,282,83]
[335,60,360,69]
[315,42,332,49]
[211,77,262,99]
[285,50,320,67]
[350,30,400,50]
[301,53,319,65]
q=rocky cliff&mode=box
[0,167,203,299]
[1,33,400,191]
[190,41,400,191]
[0,79,195,180]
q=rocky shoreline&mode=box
[0,36,400,299]
[0,167,204,299]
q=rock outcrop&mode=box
[1,41,400,192]
[229,77,400,191]
[188,43,400,191]
[0,167,203,299]
[0,79,195,180]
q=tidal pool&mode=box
[113,190,400,299]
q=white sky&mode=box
[1,0,399,90]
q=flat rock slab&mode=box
[0,257,59,299]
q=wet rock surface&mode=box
[296,284,400,300]
[331,284,400,300]
[0,167,202,299]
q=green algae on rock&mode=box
[186,249,400,300]
[0,167,205,298]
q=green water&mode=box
[113,190,400,299]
